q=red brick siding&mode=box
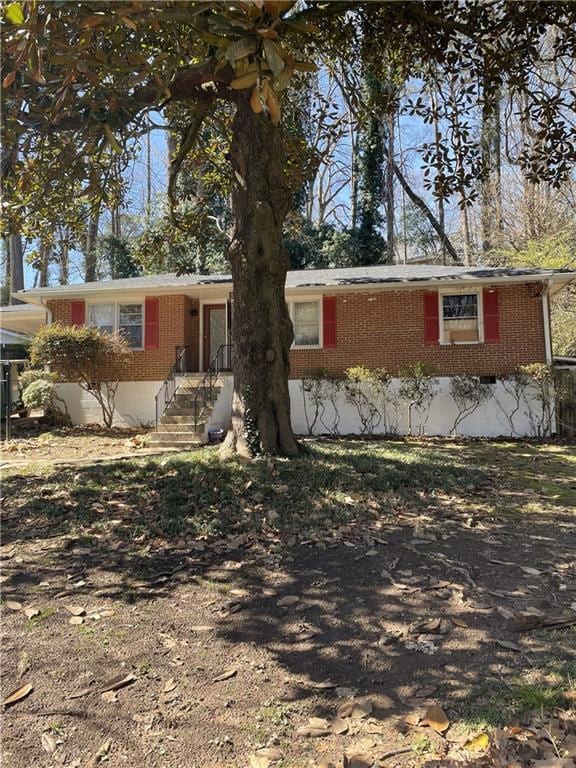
[289,283,547,378]
[48,295,197,381]
[48,283,547,381]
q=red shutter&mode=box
[423,291,439,345]
[483,287,500,343]
[322,296,337,348]
[144,297,159,350]
[70,300,85,327]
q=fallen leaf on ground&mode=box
[311,679,345,695]
[100,673,136,693]
[17,651,29,679]
[163,677,178,693]
[65,605,86,616]
[3,683,33,707]
[343,753,374,768]
[250,747,282,767]
[23,607,40,619]
[352,700,373,719]
[85,739,111,768]
[331,716,349,734]
[296,724,330,737]
[69,616,84,625]
[277,595,299,607]
[451,617,469,628]
[496,639,522,652]
[6,600,22,611]
[213,668,237,683]
[101,690,118,703]
[404,711,423,726]
[249,755,272,768]
[521,567,542,576]
[41,732,57,754]
[426,704,449,733]
[464,733,490,751]
[69,687,92,699]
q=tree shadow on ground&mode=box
[2,440,575,766]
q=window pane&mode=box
[442,294,479,342]
[119,304,143,348]
[293,301,319,346]
[442,294,478,318]
[88,304,114,334]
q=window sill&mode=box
[440,340,482,346]
[292,345,322,351]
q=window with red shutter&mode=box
[322,296,337,348]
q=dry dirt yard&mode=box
[1,439,575,768]
[0,425,156,467]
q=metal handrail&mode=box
[189,344,233,428]
[154,345,189,428]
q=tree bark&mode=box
[221,95,299,458]
[9,234,24,303]
[84,214,99,282]
[431,85,446,264]
[385,104,395,263]
[38,238,49,287]
[481,85,503,255]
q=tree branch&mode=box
[389,154,461,264]
[167,99,213,228]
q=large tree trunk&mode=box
[9,234,24,303]
[384,104,395,263]
[221,95,299,458]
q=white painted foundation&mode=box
[57,382,162,428]
[58,376,547,439]
[289,378,545,438]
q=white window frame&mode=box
[289,297,323,350]
[87,301,145,351]
[438,287,484,346]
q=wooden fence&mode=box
[556,368,576,437]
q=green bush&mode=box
[29,324,130,427]
[21,379,57,410]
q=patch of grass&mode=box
[460,677,567,729]
[412,734,433,755]
[3,440,575,547]
[26,607,57,629]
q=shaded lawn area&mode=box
[1,439,575,768]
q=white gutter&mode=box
[542,279,553,365]
[39,296,52,325]
[541,279,557,436]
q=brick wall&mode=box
[289,283,547,378]
[48,294,199,381]
[48,282,547,382]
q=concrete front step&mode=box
[161,413,209,424]
[156,422,205,433]
[174,390,220,401]
[149,431,204,445]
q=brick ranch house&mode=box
[8,264,575,442]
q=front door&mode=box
[203,304,226,370]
